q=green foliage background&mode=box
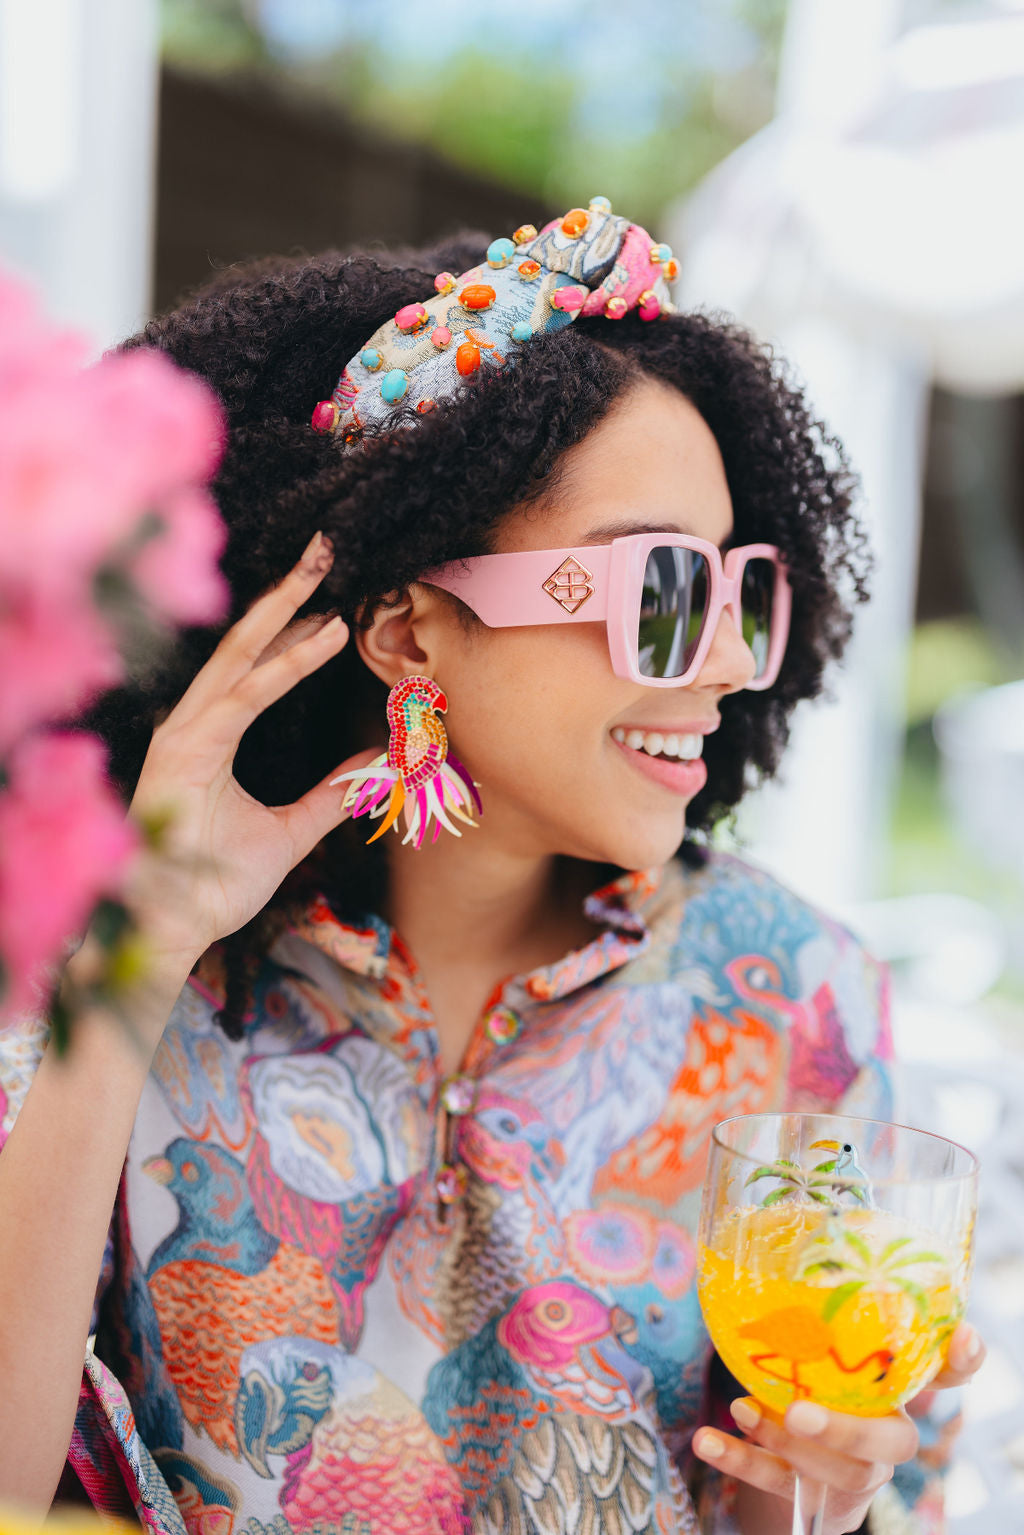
[160,0,788,224]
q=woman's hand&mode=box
[125,531,374,973]
[692,1321,986,1535]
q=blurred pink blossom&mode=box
[0,274,90,396]
[0,268,228,741]
[0,595,123,757]
[0,278,228,604]
[130,484,231,626]
[0,267,231,1023]
[0,351,227,597]
[0,733,140,1018]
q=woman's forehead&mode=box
[498,382,735,553]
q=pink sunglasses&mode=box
[423,532,792,690]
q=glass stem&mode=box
[791,1472,826,1535]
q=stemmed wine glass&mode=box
[697,1112,978,1535]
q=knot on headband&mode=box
[311,195,680,441]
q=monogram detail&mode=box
[542,556,595,615]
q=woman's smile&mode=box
[609,729,710,796]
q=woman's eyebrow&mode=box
[580,518,698,544]
[580,518,734,549]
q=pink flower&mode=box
[0,277,89,396]
[0,732,139,1019]
[128,484,228,626]
[83,346,226,501]
[0,593,124,757]
[0,268,229,1028]
[497,1281,612,1370]
[0,270,228,620]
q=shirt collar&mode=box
[286,895,393,981]
[284,861,686,1001]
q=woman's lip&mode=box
[611,736,709,796]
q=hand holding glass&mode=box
[697,1113,977,1534]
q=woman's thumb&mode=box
[278,747,383,865]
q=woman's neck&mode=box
[384,834,600,976]
[380,834,608,1075]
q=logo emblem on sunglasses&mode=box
[542,556,595,615]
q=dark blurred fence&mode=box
[155,66,556,315]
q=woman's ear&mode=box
[354,584,445,689]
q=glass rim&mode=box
[710,1111,979,1189]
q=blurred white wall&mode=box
[0,0,159,352]
[668,0,1024,912]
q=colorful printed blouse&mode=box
[0,852,957,1535]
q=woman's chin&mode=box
[575,814,691,876]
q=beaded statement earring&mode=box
[332,675,481,849]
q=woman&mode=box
[0,203,982,1534]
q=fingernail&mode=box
[787,1402,828,1437]
[730,1398,761,1432]
[697,1431,724,1460]
[960,1325,982,1363]
[301,531,334,574]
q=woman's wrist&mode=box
[60,923,197,1066]
[117,844,210,973]
[65,923,197,998]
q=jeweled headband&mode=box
[311,195,680,440]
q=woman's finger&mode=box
[273,747,383,866]
[168,531,336,728]
[203,613,350,748]
[694,1426,795,1500]
[930,1322,986,1388]
[780,1399,919,1466]
[693,1427,798,1502]
[248,613,339,670]
[728,1400,899,1496]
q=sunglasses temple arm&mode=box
[420,546,614,627]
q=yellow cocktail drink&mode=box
[698,1203,958,1416]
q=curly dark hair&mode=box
[83,231,867,1037]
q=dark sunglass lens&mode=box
[740,558,775,676]
[638,547,711,678]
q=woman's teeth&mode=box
[612,727,703,761]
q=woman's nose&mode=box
[694,605,758,693]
